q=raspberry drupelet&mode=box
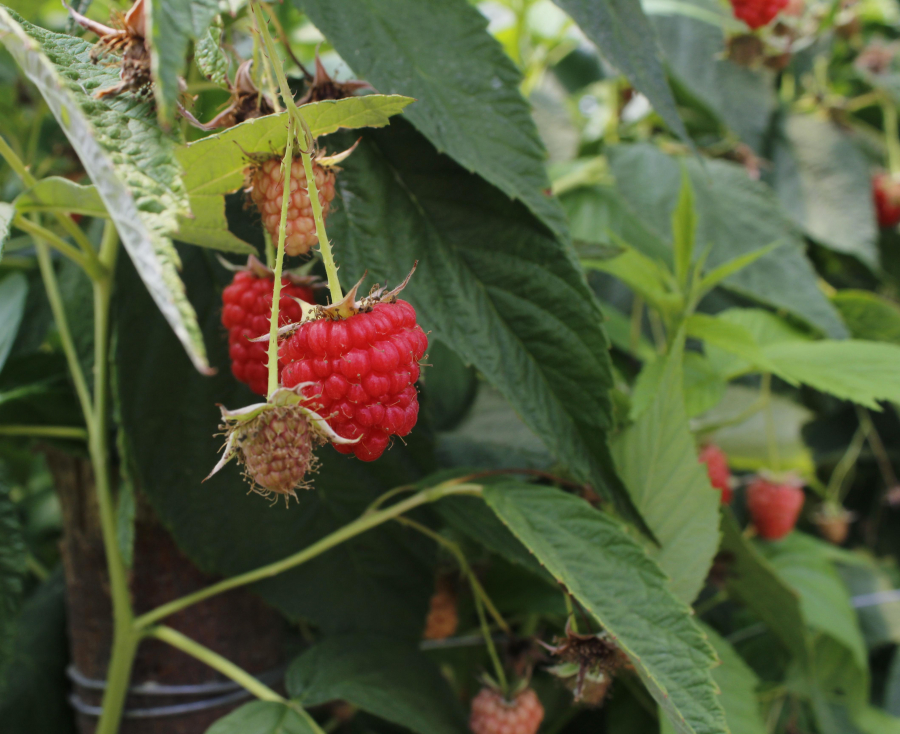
[247,156,336,257]
[730,0,788,29]
[280,299,428,462]
[469,687,544,734]
[221,258,315,396]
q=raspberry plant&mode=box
[3,2,900,734]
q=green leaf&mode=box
[855,707,900,734]
[295,0,567,237]
[286,635,468,734]
[831,290,900,345]
[772,114,879,268]
[699,386,813,473]
[584,242,678,314]
[0,11,210,372]
[0,203,12,258]
[719,510,808,662]
[837,557,900,650]
[764,340,900,409]
[696,241,782,298]
[662,624,766,734]
[325,120,640,526]
[482,482,727,734]
[177,95,415,197]
[598,298,656,361]
[612,338,721,604]
[0,570,76,734]
[205,701,317,734]
[685,313,783,378]
[436,494,549,579]
[194,20,228,87]
[760,533,868,670]
[552,0,689,144]
[683,351,727,418]
[608,144,847,337]
[174,195,256,254]
[0,274,28,376]
[559,179,672,262]
[114,246,435,638]
[672,166,696,289]
[14,177,107,218]
[145,0,219,127]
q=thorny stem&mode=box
[266,117,295,397]
[250,5,282,113]
[393,516,510,633]
[134,482,483,629]
[252,1,344,305]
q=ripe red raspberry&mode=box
[221,260,314,396]
[280,299,427,461]
[698,444,733,504]
[469,687,544,734]
[730,0,788,29]
[873,172,900,228]
[423,576,458,641]
[247,157,336,257]
[747,475,805,540]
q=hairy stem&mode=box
[251,1,344,304]
[134,482,483,629]
[266,117,295,397]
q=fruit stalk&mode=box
[883,95,900,177]
[252,1,344,304]
[133,481,483,629]
[266,117,295,397]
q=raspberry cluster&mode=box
[280,299,428,462]
[248,157,336,257]
[747,475,805,540]
[730,0,788,29]
[469,688,544,734]
[698,444,733,504]
[221,267,314,396]
[873,172,900,229]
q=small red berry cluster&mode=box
[873,172,900,229]
[469,687,544,734]
[730,0,788,29]
[221,261,314,396]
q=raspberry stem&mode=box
[252,1,345,305]
[266,116,295,397]
[882,95,900,177]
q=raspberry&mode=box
[221,259,314,396]
[747,475,805,540]
[469,687,544,734]
[238,406,319,501]
[698,444,733,504]
[423,576,459,641]
[280,299,428,462]
[873,172,900,228]
[730,0,788,29]
[247,157,336,257]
